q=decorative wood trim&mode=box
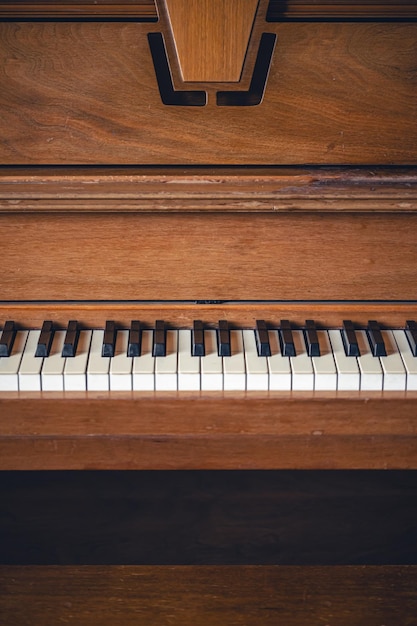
[0,1,415,20]
[0,167,416,213]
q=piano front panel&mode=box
[0,20,416,164]
[1,211,416,303]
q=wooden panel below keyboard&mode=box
[1,392,416,470]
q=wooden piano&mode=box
[0,1,416,623]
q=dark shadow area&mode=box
[0,470,416,565]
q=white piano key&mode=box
[87,330,110,391]
[243,329,268,390]
[201,329,223,391]
[178,329,200,391]
[393,329,417,390]
[267,330,291,391]
[357,330,383,391]
[41,330,66,391]
[380,330,406,391]
[110,330,132,391]
[223,330,246,391]
[0,330,28,391]
[64,330,92,391]
[312,331,337,391]
[328,329,360,391]
[18,330,42,391]
[133,330,155,391]
[155,330,177,391]
[290,330,314,391]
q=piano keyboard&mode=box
[0,320,417,392]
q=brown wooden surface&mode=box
[0,566,415,625]
[163,0,259,83]
[1,167,416,213]
[0,392,416,470]
[1,211,416,302]
[1,1,416,20]
[1,22,415,164]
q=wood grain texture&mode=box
[0,22,416,164]
[0,212,416,302]
[163,0,259,82]
[0,392,417,469]
[1,1,416,20]
[1,167,416,213]
[0,566,416,625]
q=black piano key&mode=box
[367,320,387,357]
[153,320,166,357]
[102,320,116,357]
[0,320,16,357]
[217,320,231,357]
[255,319,271,357]
[62,320,79,357]
[192,320,205,356]
[341,319,360,357]
[35,320,54,357]
[304,319,320,357]
[128,320,142,357]
[406,320,417,357]
[279,319,296,357]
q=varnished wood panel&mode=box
[0,393,417,469]
[1,167,416,213]
[1,212,416,302]
[1,1,416,20]
[163,0,259,82]
[0,566,415,625]
[0,22,415,164]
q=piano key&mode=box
[153,320,166,357]
[304,319,320,357]
[393,329,417,390]
[132,330,155,391]
[178,329,200,390]
[155,330,177,390]
[201,329,223,391]
[243,329,268,391]
[63,330,92,391]
[406,320,417,357]
[128,320,142,358]
[0,330,28,391]
[279,319,296,357]
[0,321,17,357]
[267,330,291,390]
[102,320,116,358]
[19,330,42,391]
[255,320,271,357]
[223,330,246,390]
[312,331,337,390]
[110,330,132,391]
[192,320,205,357]
[87,330,110,391]
[290,330,314,390]
[367,320,387,357]
[62,320,79,358]
[379,330,406,391]
[41,330,66,391]
[328,329,360,391]
[35,320,54,358]
[341,319,360,357]
[217,319,231,357]
[356,330,383,390]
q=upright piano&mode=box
[0,1,416,622]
